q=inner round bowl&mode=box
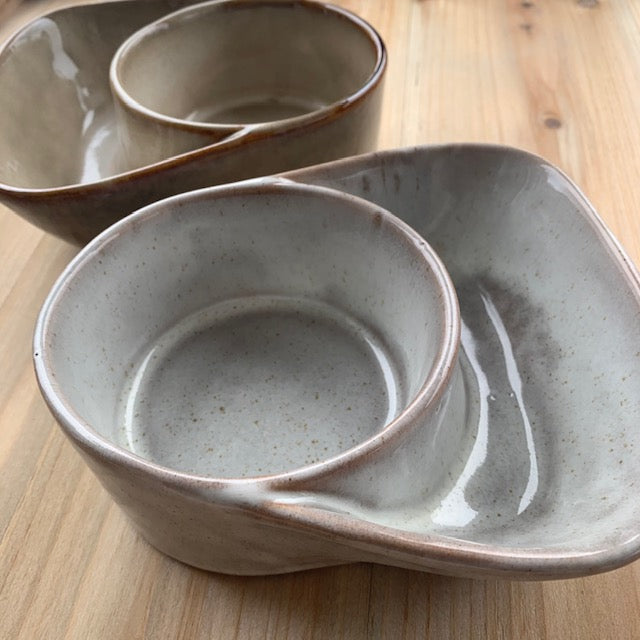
[35,182,457,479]
[111,0,385,129]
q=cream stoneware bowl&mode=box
[0,0,385,245]
[31,144,640,580]
[110,0,386,169]
[34,180,464,575]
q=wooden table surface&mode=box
[1,0,640,637]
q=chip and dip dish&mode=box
[33,146,640,579]
[1,0,638,583]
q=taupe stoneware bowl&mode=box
[0,0,385,245]
[110,0,386,169]
[34,179,464,575]
[35,144,640,580]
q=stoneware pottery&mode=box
[34,144,640,579]
[33,179,464,575]
[110,0,386,169]
[0,0,385,245]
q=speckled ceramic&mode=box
[110,0,385,169]
[34,179,464,573]
[34,145,640,579]
[284,145,640,578]
[0,0,385,245]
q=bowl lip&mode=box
[109,0,387,134]
[33,178,460,489]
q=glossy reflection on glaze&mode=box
[287,145,640,561]
[0,0,190,189]
[0,0,386,245]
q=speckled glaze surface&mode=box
[110,0,385,169]
[285,145,640,577]
[34,178,464,573]
[0,0,385,245]
[33,145,640,579]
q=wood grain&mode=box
[2,0,640,638]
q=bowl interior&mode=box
[290,146,640,559]
[39,184,451,478]
[114,0,381,126]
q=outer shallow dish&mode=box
[0,0,385,245]
[35,144,640,579]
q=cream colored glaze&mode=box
[35,177,466,573]
[110,0,384,168]
[33,145,640,578]
[0,0,385,245]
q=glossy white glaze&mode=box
[33,145,640,578]
[35,178,465,572]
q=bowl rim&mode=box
[33,178,460,489]
[109,0,387,135]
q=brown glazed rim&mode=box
[110,0,385,133]
[33,179,460,489]
[0,0,386,197]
